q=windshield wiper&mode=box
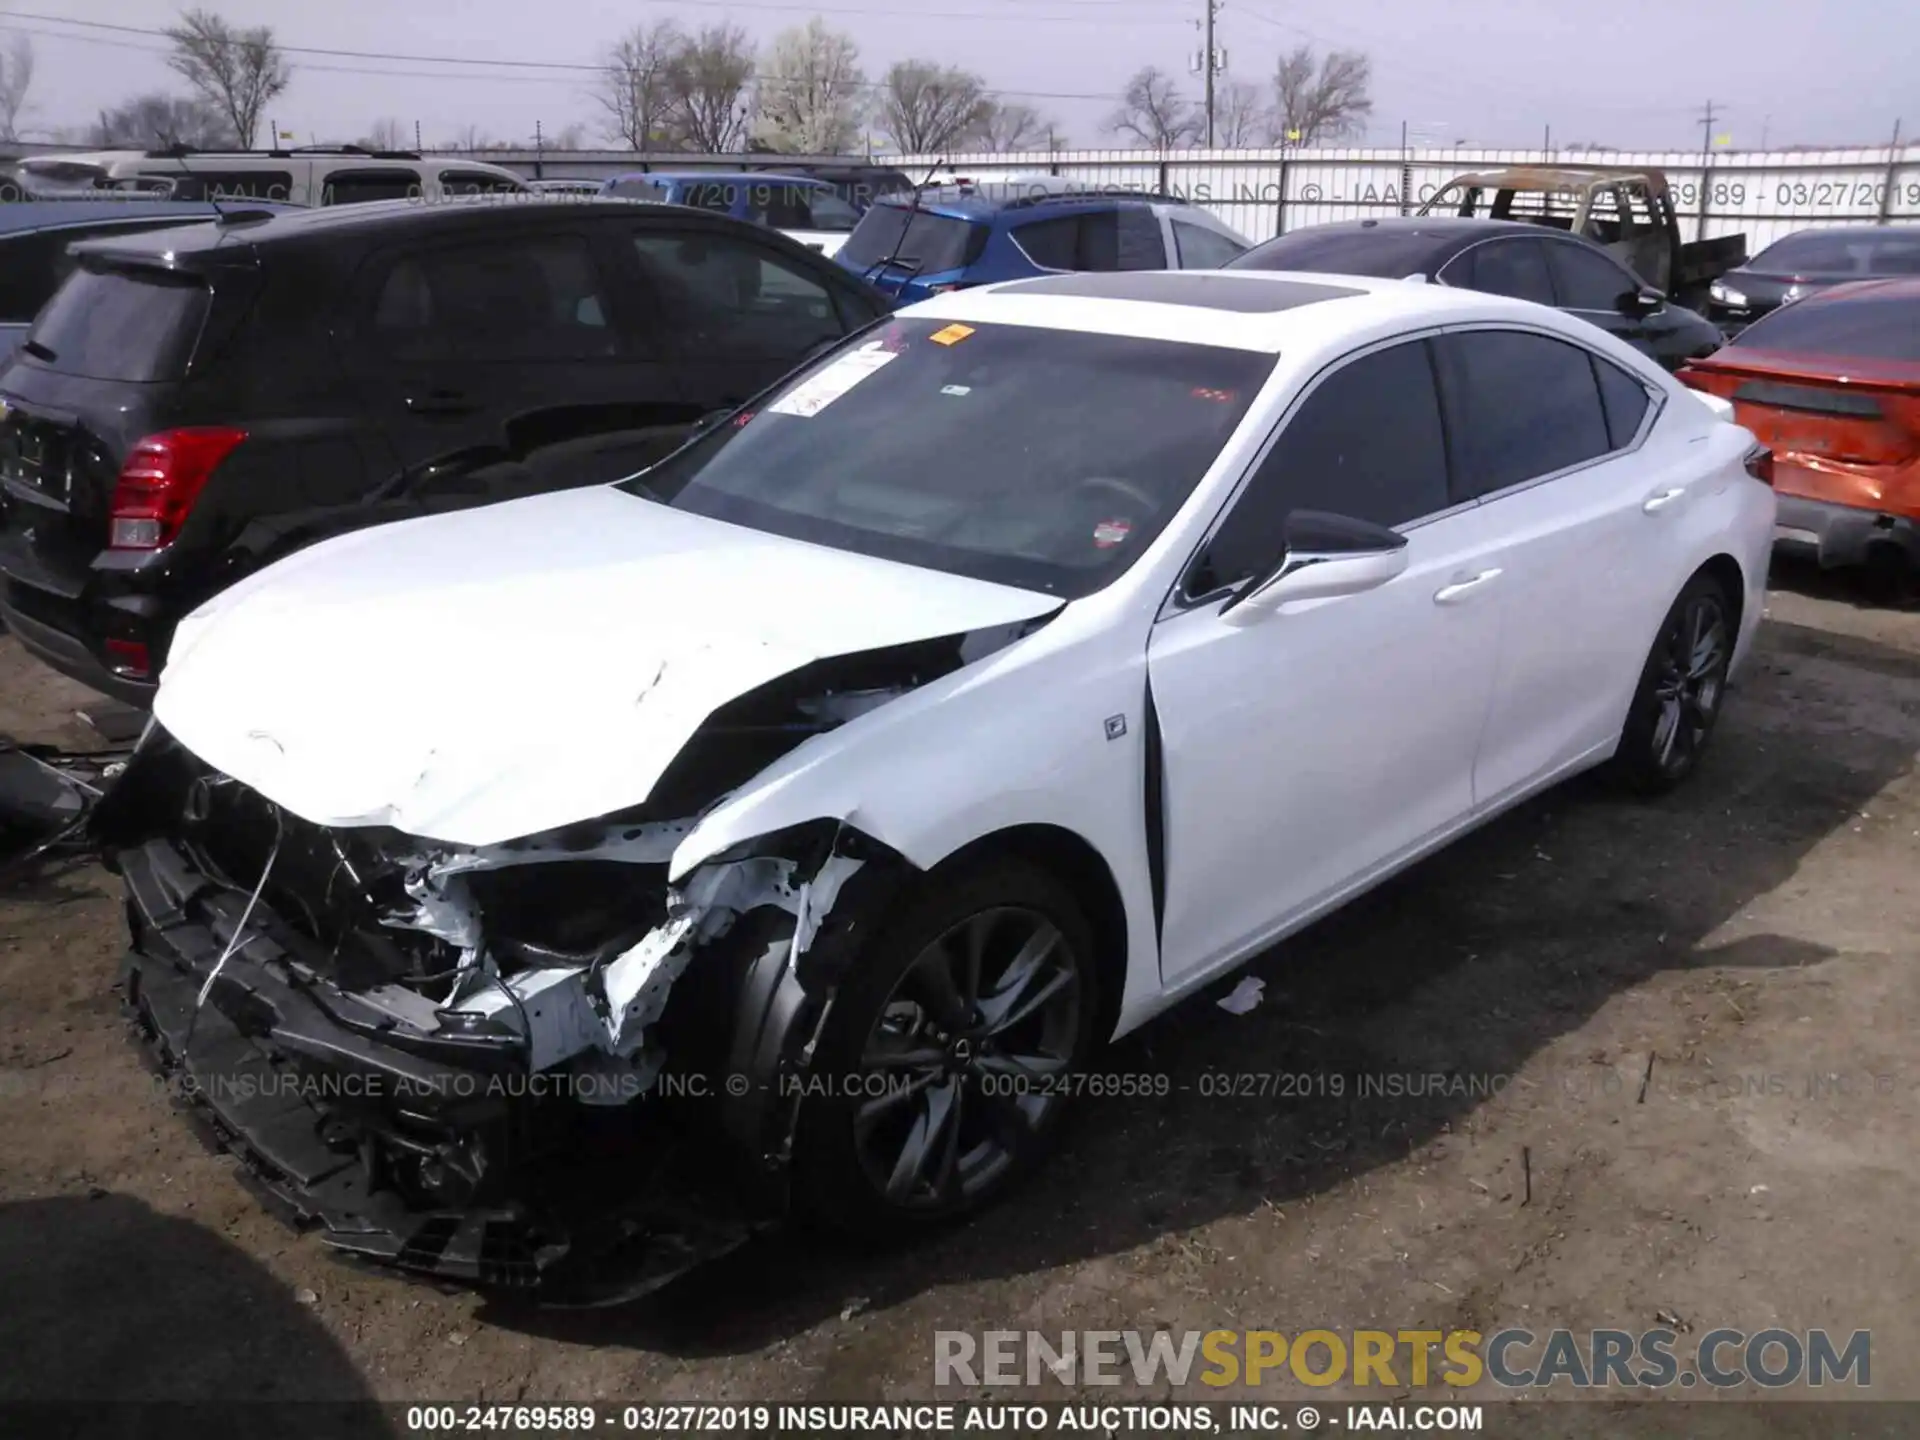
[21,340,56,362]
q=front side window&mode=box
[631,229,842,357]
[369,235,615,361]
[1173,220,1246,269]
[1192,340,1449,596]
[1436,330,1614,499]
[1463,239,1556,305]
[439,170,525,196]
[622,317,1273,597]
[1548,241,1637,311]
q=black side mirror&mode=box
[1220,510,1409,621]
[1618,287,1665,317]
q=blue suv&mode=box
[834,183,1252,303]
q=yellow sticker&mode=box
[929,323,976,346]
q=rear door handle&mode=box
[1433,568,1502,604]
[1643,486,1688,514]
[405,389,477,416]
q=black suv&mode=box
[0,197,888,704]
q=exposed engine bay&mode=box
[87,618,1044,1303]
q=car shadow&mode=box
[484,616,1916,1359]
[1769,552,1919,611]
[0,1193,393,1435]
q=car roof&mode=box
[1258,216,1552,244]
[904,267,1562,355]
[0,199,286,236]
[63,195,684,262]
[889,188,1168,221]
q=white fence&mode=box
[895,144,1920,251]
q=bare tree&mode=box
[357,116,409,152]
[1270,45,1372,146]
[92,92,235,150]
[164,9,290,147]
[1102,66,1199,148]
[544,121,588,150]
[877,61,987,155]
[446,123,496,152]
[0,36,34,145]
[1215,80,1269,148]
[594,20,684,151]
[665,23,756,152]
[753,19,865,154]
[965,99,1053,153]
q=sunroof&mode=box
[998,270,1365,313]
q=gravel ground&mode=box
[1,562,1916,1422]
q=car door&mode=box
[1431,325,1674,806]
[1147,337,1509,984]
[345,223,693,505]
[1544,237,1705,371]
[622,220,879,413]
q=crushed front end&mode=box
[93,727,901,1305]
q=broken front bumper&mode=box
[118,836,770,1303]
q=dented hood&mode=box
[154,486,1061,847]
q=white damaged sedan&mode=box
[97,268,1775,1300]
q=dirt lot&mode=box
[2,564,1917,1420]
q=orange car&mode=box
[1678,277,1919,589]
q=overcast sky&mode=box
[7,0,1914,152]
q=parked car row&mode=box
[0,149,1912,1305]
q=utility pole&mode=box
[1694,99,1723,243]
[1192,0,1221,147]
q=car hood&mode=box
[154,485,1063,848]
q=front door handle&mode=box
[406,389,477,416]
[1643,486,1688,514]
[1434,568,1502,605]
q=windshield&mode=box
[1731,288,1920,362]
[619,317,1274,598]
[1229,227,1451,277]
[1750,230,1920,276]
[838,207,985,274]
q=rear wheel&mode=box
[791,858,1099,1236]
[1610,572,1733,794]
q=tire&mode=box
[791,856,1101,1237]
[1610,571,1734,795]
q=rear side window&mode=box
[1195,339,1449,593]
[1548,242,1636,310]
[323,169,423,205]
[684,183,740,215]
[24,264,210,381]
[605,177,674,202]
[153,169,293,203]
[1437,330,1613,499]
[1462,239,1555,305]
[1173,220,1246,269]
[369,235,617,361]
[1731,291,1920,361]
[837,207,985,274]
[1014,210,1164,271]
[1593,357,1653,447]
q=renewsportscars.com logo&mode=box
[934,1328,1871,1391]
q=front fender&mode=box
[667,622,1164,1019]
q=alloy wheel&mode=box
[852,906,1083,1211]
[1649,591,1729,776]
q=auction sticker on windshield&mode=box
[767,343,897,418]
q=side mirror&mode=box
[1219,510,1409,625]
[1618,287,1665,317]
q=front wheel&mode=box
[791,858,1100,1237]
[1610,572,1734,794]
